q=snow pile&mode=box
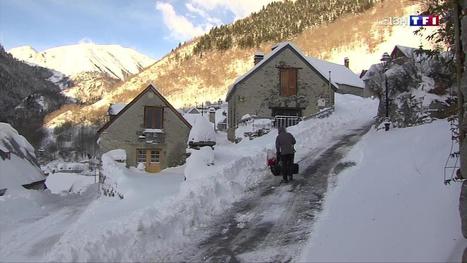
[299,120,464,262]
[185,147,215,180]
[0,123,44,191]
[9,44,155,80]
[45,173,95,194]
[187,114,216,143]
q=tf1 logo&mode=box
[409,15,440,26]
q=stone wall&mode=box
[99,89,190,170]
[336,84,364,97]
[227,46,335,141]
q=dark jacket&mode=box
[275,127,296,155]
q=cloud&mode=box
[155,0,282,42]
[188,0,282,20]
[155,1,209,41]
[78,37,95,44]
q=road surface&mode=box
[177,125,371,262]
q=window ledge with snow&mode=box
[143,129,164,133]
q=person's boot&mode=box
[281,177,289,183]
[288,175,293,181]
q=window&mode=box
[150,150,160,163]
[144,107,163,129]
[137,149,146,163]
[137,149,160,163]
[280,68,298,96]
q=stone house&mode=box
[225,42,364,141]
[390,45,416,63]
[98,84,192,173]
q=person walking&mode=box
[275,126,296,183]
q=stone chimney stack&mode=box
[344,57,350,68]
[254,52,264,65]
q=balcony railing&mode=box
[137,129,165,144]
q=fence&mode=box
[274,115,302,128]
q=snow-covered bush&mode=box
[364,50,455,128]
[100,149,126,199]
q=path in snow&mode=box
[0,185,98,262]
[177,124,372,262]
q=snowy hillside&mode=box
[9,44,155,80]
[0,123,45,192]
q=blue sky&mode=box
[0,0,279,59]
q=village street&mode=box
[175,124,372,262]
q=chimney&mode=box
[254,52,264,65]
[208,107,216,124]
[344,57,350,68]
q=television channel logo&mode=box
[409,15,440,26]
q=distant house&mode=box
[186,107,201,114]
[98,84,192,173]
[391,45,417,62]
[225,42,364,141]
[361,45,420,97]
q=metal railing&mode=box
[274,115,302,128]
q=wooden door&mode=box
[145,149,163,173]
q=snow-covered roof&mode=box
[393,45,416,58]
[108,103,127,115]
[186,107,200,114]
[0,123,45,189]
[226,42,362,100]
[187,114,215,143]
[306,56,364,89]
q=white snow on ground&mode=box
[8,94,373,262]
[299,120,465,262]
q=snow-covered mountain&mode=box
[9,44,155,80]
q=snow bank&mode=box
[299,120,464,262]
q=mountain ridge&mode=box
[9,43,156,80]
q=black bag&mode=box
[271,163,282,176]
[292,163,299,174]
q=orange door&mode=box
[145,149,163,173]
